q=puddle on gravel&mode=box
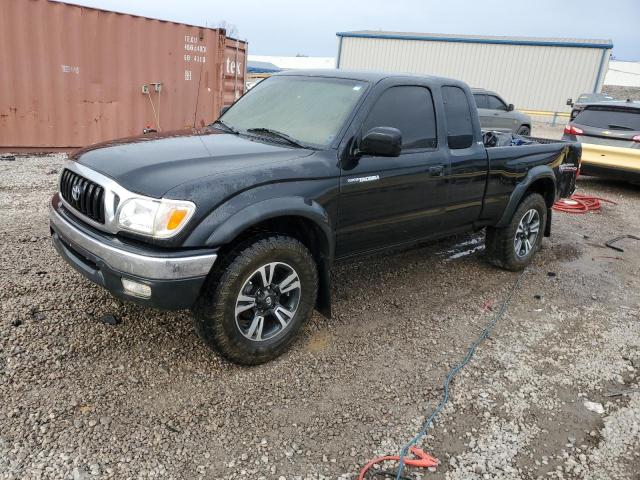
[305,330,331,353]
[438,234,485,260]
[546,243,584,262]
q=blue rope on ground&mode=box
[395,269,527,480]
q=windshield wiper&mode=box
[245,127,308,148]
[607,124,634,131]
[211,119,239,134]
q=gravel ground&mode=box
[530,123,563,140]
[1,154,639,480]
[602,85,640,101]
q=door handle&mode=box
[428,165,444,176]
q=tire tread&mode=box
[192,235,318,365]
[485,193,546,271]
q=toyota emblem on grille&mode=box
[71,184,82,201]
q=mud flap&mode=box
[545,208,552,237]
[316,257,332,319]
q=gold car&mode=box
[562,101,640,182]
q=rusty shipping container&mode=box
[0,0,247,152]
[224,37,247,105]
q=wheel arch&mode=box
[497,167,556,231]
[205,197,334,318]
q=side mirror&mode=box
[566,98,574,107]
[507,103,514,112]
[359,127,402,157]
[220,106,230,116]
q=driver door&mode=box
[336,85,450,257]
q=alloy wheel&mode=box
[234,262,301,341]
[514,209,540,258]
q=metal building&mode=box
[336,31,612,115]
[0,0,247,152]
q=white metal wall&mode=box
[605,61,640,87]
[338,36,610,113]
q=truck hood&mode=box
[72,129,313,198]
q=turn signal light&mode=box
[167,209,188,230]
[564,124,584,135]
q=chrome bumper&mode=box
[49,202,217,280]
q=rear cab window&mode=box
[362,86,437,151]
[442,86,474,149]
[574,107,640,131]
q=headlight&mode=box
[117,198,195,238]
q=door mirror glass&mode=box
[507,103,515,112]
[360,127,402,157]
[566,98,574,106]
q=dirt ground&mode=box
[1,154,639,480]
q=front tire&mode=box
[485,193,547,271]
[192,235,318,365]
[516,125,531,136]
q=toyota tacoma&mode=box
[50,70,580,364]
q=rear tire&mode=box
[516,125,531,136]
[485,193,547,271]
[192,235,318,365]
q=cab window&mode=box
[488,95,508,111]
[442,86,474,149]
[473,94,488,109]
[362,86,438,151]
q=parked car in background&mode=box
[563,100,640,149]
[567,92,616,120]
[472,88,531,135]
[563,100,640,181]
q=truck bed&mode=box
[479,132,580,224]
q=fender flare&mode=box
[204,196,335,318]
[496,166,556,228]
[205,196,334,256]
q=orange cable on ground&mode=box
[357,447,439,480]
[553,193,617,214]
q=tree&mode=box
[215,20,239,38]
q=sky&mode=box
[59,0,640,61]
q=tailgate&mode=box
[521,136,580,198]
[557,142,581,197]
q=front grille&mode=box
[60,169,105,223]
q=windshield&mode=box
[219,76,367,148]
[574,107,640,131]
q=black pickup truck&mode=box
[50,70,579,364]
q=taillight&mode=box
[564,124,584,135]
[633,135,640,142]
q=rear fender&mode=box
[496,165,556,228]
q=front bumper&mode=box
[49,194,217,310]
